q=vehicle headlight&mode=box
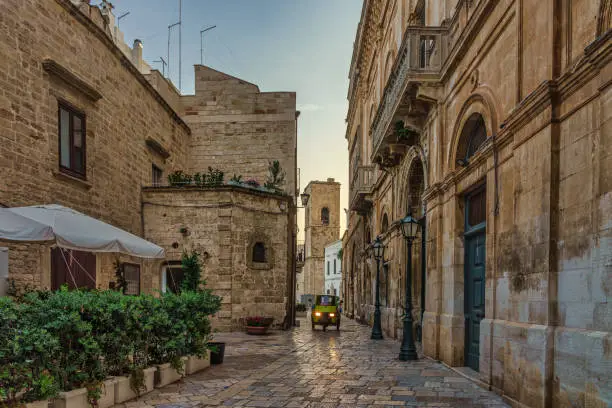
[329,313,335,317]
[315,312,321,316]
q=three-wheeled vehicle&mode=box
[311,294,340,331]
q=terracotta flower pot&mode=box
[246,325,269,335]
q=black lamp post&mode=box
[398,207,421,361]
[370,236,385,340]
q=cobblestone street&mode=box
[121,317,509,408]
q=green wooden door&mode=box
[464,187,486,371]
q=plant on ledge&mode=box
[230,174,242,183]
[394,120,419,142]
[168,170,192,186]
[264,160,286,192]
[245,178,260,188]
[194,167,224,187]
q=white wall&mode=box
[324,240,342,297]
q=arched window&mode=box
[381,213,389,233]
[321,207,330,225]
[408,157,425,218]
[456,113,487,166]
[252,242,266,263]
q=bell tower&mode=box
[301,178,341,299]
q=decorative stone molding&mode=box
[146,137,171,159]
[42,59,103,101]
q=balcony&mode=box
[371,26,448,165]
[349,165,375,214]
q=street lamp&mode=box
[370,236,385,340]
[300,193,310,207]
[398,206,421,361]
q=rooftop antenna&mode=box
[167,21,180,81]
[153,57,167,77]
[200,25,217,65]
[178,0,182,93]
[117,11,130,28]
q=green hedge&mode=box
[0,288,221,406]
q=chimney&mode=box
[327,178,335,182]
[132,39,143,71]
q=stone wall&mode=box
[345,0,612,406]
[142,186,293,331]
[0,0,190,289]
[180,66,298,198]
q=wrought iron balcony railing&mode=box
[371,26,448,158]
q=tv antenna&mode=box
[167,21,180,81]
[153,57,167,77]
[117,11,130,28]
[200,25,217,65]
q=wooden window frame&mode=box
[58,100,87,179]
[122,263,141,296]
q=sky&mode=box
[115,0,363,240]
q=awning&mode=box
[0,204,165,259]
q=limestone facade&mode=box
[142,187,294,331]
[0,0,297,327]
[343,0,611,407]
[302,179,341,296]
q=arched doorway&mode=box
[456,113,488,371]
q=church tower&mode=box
[301,178,340,298]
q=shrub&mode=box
[1,287,222,404]
[0,297,59,405]
[295,303,307,312]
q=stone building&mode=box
[343,0,611,407]
[301,179,341,297]
[324,239,342,296]
[0,0,297,329]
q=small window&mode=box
[58,102,86,178]
[327,261,330,275]
[162,266,184,294]
[327,289,330,295]
[333,288,337,295]
[253,242,266,263]
[381,213,389,233]
[152,165,163,186]
[333,259,336,274]
[122,263,140,295]
[321,207,330,225]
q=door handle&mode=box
[475,311,485,319]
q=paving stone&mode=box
[112,319,509,408]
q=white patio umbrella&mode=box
[0,204,165,259]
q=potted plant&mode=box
[208,342,226,365]
[245,316,273,335]
[244,178,260,188]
